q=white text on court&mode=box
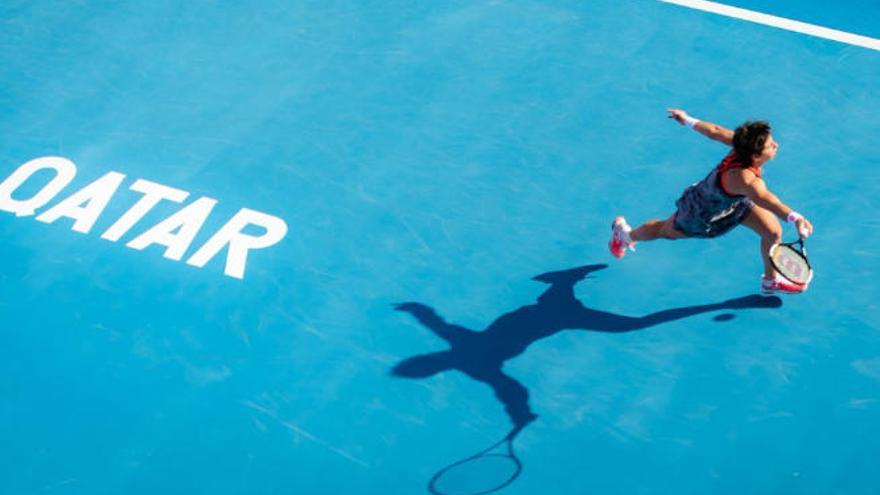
[0,156,288,279]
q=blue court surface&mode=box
[2,1,879,494]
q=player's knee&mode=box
[660,220,683,239]
[764,223,782,243]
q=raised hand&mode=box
[667,108,691,126]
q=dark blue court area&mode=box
[2,1,879,494]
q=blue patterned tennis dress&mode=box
[673,151,760,238]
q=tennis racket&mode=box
[429,424,525,495]
[768,236,813,286]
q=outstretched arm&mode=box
[668,108,734,145]
[724,170,814,236]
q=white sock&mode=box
[619,224,632,244]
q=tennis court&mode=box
[2,1,879,494]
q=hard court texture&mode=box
[1,1,878,494]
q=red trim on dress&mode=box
[717,150,761,196]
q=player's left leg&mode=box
[741,206,804,294]
[740,205,781,279]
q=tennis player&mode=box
[609,109,814,294]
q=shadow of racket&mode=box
[429,423,527,495]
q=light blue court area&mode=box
[2,1,879,494]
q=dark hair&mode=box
[732,120,771,164]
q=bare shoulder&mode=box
[723,167,763,196]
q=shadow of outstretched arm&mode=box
[571,294,782,333]
[463,368,537,429]
[633,294,782,329]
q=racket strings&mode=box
[771,245,811,285]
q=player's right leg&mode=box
[631,214,687,241]
[609,216,635,258]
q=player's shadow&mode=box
[392,264,782,430]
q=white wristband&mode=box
[786,211,803,223]
[683,116,699,129]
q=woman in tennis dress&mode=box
[609,109,813,295]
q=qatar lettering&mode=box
[0,156,288,279]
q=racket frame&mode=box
[429,427,524,495]
[768,237,813,285]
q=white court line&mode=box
[658,0,880,51]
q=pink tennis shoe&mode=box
[761,274,807,295]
